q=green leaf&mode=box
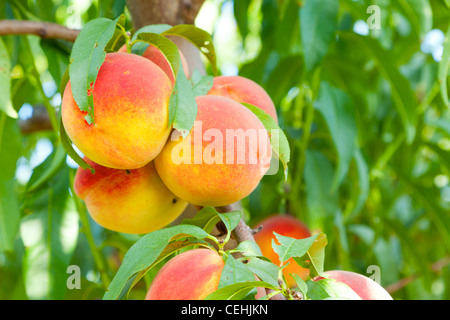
[0,113,21,180]
[242,102,290,179]
[293,232,328,278]
[190,69,214,97]
[291,274,308,299]
[60,64,70,97]
[340,32,417,143]
[331,210,349,265]
[133,32,181,79]
[234,240,263,257]
[234,0,251,40]
[130,24,172,42]
[439,25,450,107]
[26,144,67,193]
[104,24,127,53]
[218,211,242,235]
[181,206,241,246]
[300,0,339,71]
[205,281,277,300]
[218,254,255,288]
[0,179,20,253]
[69,15,125,125]
[265,55,303,106]
[395,0,433,37]
[314,81,357,191]
[402,177,450,252]
[103,225,212,300]
[181,206,223,233]
[0,37,18,118]
[244,257,280,287]
[425,115,450,137]
[349,149,370,218]
[40,40,69,94]
[306,278,361,300]
[383,218,442,288]
[0,112,21,253]
[272,232,318,264]
[372,237,402,287]
[20,169,79,300]
[98,0,127,20]
[168,65,198,137]
[162,24,218,75]
[303,150,338,229]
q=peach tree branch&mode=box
[0,19,79,42]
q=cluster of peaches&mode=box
[62,45,275,235]
[61,43,392,300]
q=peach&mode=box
[74,157,188,234]
[253,215,311,287]
[207,76,278,123]
[154,95,272,207]
[145,249,224,300]
[118,43,190,84]
[62,52,172,170]
[322,270,393,300]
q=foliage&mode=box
[0,0,449,300]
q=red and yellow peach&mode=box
[74,158,188,234]
[154,95,272,207]
[62,52,172,169]
[145,249,224,300]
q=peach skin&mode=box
[207,76,278,123]
[154,95,272,207]
[74,157,188,234]
[322,270,393,300]
[145,249,224,300]
[62,52,172,170]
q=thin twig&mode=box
[0,19,79,42]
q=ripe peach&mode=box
[118,44,190,84]
[145,249,224,300]
[62,52,172,169]
[207,76,278,123]
[74,157,188,234]
[154,95,272,207]
[253,215,311,287]
[322,270,393,300]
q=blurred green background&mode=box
[0,0,449,300]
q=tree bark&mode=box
[127,0,206,75]
[127,0,205,28]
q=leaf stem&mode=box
[116,23,131,52]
